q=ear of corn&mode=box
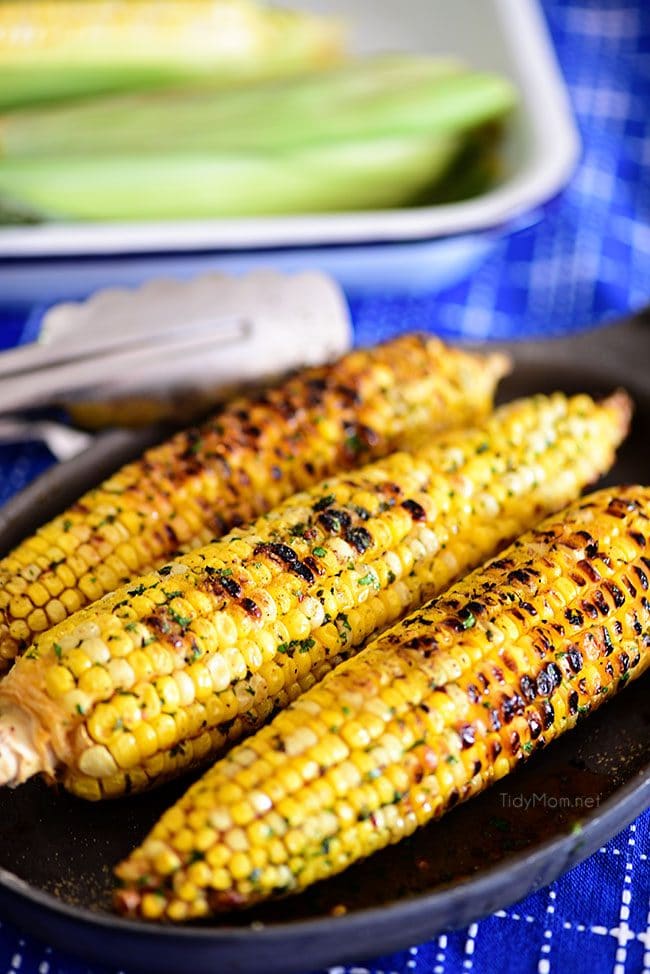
[114,485,650,920]
[0,334,508,671]
[0,0,345,111]
[0,391,630,801]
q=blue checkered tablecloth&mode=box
[0,1,649,972]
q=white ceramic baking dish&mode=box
[0,0,578,259]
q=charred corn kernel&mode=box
[0,392,631,800]
[0,336,507,670]
[114,486,650,918]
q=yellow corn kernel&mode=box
[78,665,114,699]
[141,893,167,920]
[153,713,177,751]
[78,744,118,779]
[132,722,159,760]
[65,648,93,679]
[44,664,75,698]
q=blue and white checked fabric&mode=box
[0,1,648,971]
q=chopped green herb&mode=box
[358,571,379,589]
[461,611,476,630]
[53,642,62,659]
[169,608,192,629]
[277,638,315,655]
[345,433,363,455]
[313,546,327,557]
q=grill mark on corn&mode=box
[344,527,373,553]
[142,609,188,649]
[401,499,427,522]
[253,543,315,585]
[633,566,648,590]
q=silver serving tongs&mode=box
[0,317,247,415]
[0,270,353,436]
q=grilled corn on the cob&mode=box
[115,484,650,919]
[0,392,630,800]
[0,334,508,671]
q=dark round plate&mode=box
[0,319,648,974]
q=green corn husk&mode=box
[0,56,518,221]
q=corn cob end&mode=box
[484,350,511,385]
[602,388,633,436]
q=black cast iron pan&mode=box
[0,315,647,973]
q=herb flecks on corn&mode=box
[0,334,508,671]
[115,485,650,920]
[0,392,629,801]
